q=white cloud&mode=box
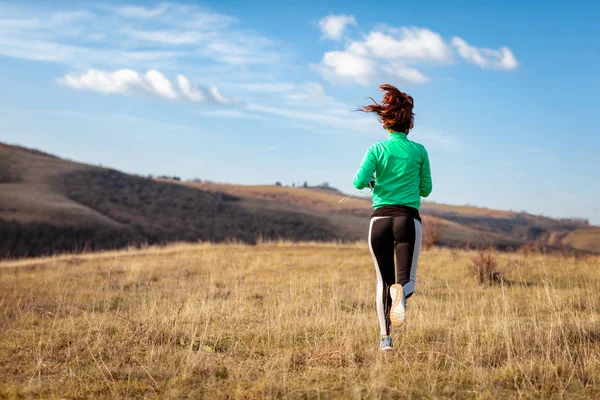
[314,21,518,85]
[382,65,430,84]
[364,28,452,62]
[146,69,178,99]
[209,87,234,104]
[318,14,357,40]
[59,69,234,104]
[313,26,451,85]
[312,50,430,85]
[60,69,147,94]
[314,51,377,85]
[177,75,205,102]
[452,37,518,70]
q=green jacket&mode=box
[353,131,432,210]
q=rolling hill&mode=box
[0,142,598,258]
[180,181,599,253]
[0,143,354,258]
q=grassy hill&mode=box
[0,143,352,258]
[560,226,600,252]
[182,181,598,253]
[0,142,597,258]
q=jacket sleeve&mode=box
[419,147,432,197]
[353,146,377,190]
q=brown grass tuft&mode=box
[469,248,504,285]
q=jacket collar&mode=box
[389,131,408,139]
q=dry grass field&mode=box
[1,242,599,399]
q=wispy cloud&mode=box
[0,106,217,135]
[124,29,208,45]
[193,109,267,120]
[234,82,297,93]
[59,69,235,104]
[99,3,171,19]
[246,103,374,134]
[318,14,357,41]
[0,11,93,30]
[452,37,518,70]
[0,2,281,69]
[284,82,328,103]
[203,37,280,65]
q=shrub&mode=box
[469,248,504,285]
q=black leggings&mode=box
[368,216,422,336]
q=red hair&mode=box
[359,84,414,134]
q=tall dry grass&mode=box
[1,242,599,398]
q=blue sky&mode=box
[0,1,599,224]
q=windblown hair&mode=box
[359,84,414,134]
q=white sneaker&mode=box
[380,336,393,351]
[389,284,406,327]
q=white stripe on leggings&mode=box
[368,216,391,336]
[402,219,422,297]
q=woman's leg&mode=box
[393,216,423,299]
[368,217,395,336]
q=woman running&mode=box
[353,84,432,351]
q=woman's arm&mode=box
[420,147,432,197]
[353,146,376,190]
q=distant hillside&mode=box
[186,181,598,253]
[560,226,600,253]
[0,143,352,258]
[1,142,598,258]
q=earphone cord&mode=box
[338,188,372,204]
